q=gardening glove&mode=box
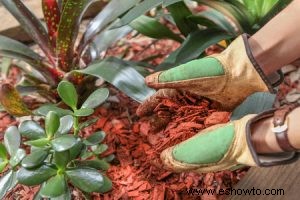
[137,34,283,117]
[160,104,300,173]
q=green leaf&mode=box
[75,159,110,171]
[82,88,109,109]
[57,115,74,135]
[51,186,71,200]
[0,57,12,77]
[73,108,94,117]
[0,83,32,117]
[162,0,182,7]
[4,126,21,156]
[9,148,26,167]
[19,120,46,140]
[45,111,60,138]
[80,151,94,160]
[130,15,183,42]
[54,151,70,170]
[99,175,112,193]
[117,0,163,26]
[1,0,55,63]
[17,165,57,186]
[84,131,106,146]
[0,170,17,199]
[92,144,108,155]
[167,1,198,37]
[79,118,98,129]
[159,29,233,69]
[40,174,66,198]
[76,57,155,103]
[69,142,84,160]
[0,144,8,161]
[57,81,78,110]
[57,0,90,71]
[51,135,79,152]
[0,161,8,173]
[34,104,73,117]
[66,167,104,193]
[25,138,50,148]
[103,154,115,163]
[21,150,49,169]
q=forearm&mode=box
[249,0,300,75]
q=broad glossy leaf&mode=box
[57,81,78,110]
[0,144,8,160]
[51,135,79,152]
[0,170,17,199]
[54,151,70,170]
[21,150,49,169]
[0,161,8,173]
[25,138,50,148]
[51,185,71,200]
[56,0,90,71]
[4,126,21,156]
[0,83,32,117]
[19,120,46,140]
[76,57,155,103]
[75,159,110,171]
[17,165,57,186]
[92,144,108,155]
[162,0,182,7]
[80,151,94,160]
[66,167,104,193]
[73,108,94,117]
[117,0,163,26]
[167,1,198,37]
[45,111,60,138]
[159,29,232,69]
[79,118,98,129]
[79,0,139,55]
[9,148,26,167]
[40,174,66,198]
[103,154,115,162]
[130,15,183,42]
[84,131,106,146]
[34,104,73,117]
[1,0,55,63]
[82,88,109,109]
[69,142,84,160]
[57,115,73,135]
[99,175,112,193]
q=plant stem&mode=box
[73,116,79,136]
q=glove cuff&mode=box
[242,34,284,93]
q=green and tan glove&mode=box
[161,104,299,173]
[137,34,282,117]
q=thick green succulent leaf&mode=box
[9,148,26,167]
[0,57,12,77]
[40,174,66,198]
[0,83,32,117]
[66,167,104,193]
[0,161,8,173]
[92,144,108,155]
[103,154,115,162]
[54,151,70,170]
[99,175,112,193]
[1,0,55,63]
[158,29,233,70]
[56,0,90,71]
[79,0,139,55]
[45,111,60,138]
[19,121,46,140]
[73,108,94,117]
[130,15,183,42]
[21,150,49,169]
[76,57,155,103]
[117,0,163,27]
[57,115,73,135]
[167,1,198,37]
[163,0,182,7]
[51,185,71,200]
[51,135,79,152]
[57,81,78,110]
[25,138,50,148]
[0,170,17,199]
[84,131,106,146]
[79,118,98,129]
[0,144,8,161]
[81,88,109,109]
[80,151,94,160]
[17,165,57,186]
[34,104,73,117]
[4,126,21,156]
[75,159,110,171]
[69,142,84,160]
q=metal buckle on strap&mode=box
[272,118,288,133]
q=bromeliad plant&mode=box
[0,81,113,199]
[0,0,155,117]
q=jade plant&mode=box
[0,81,113,199]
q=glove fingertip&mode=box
[145,72,162,88]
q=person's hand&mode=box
[160,104,299,173]
[137,34,282,120]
